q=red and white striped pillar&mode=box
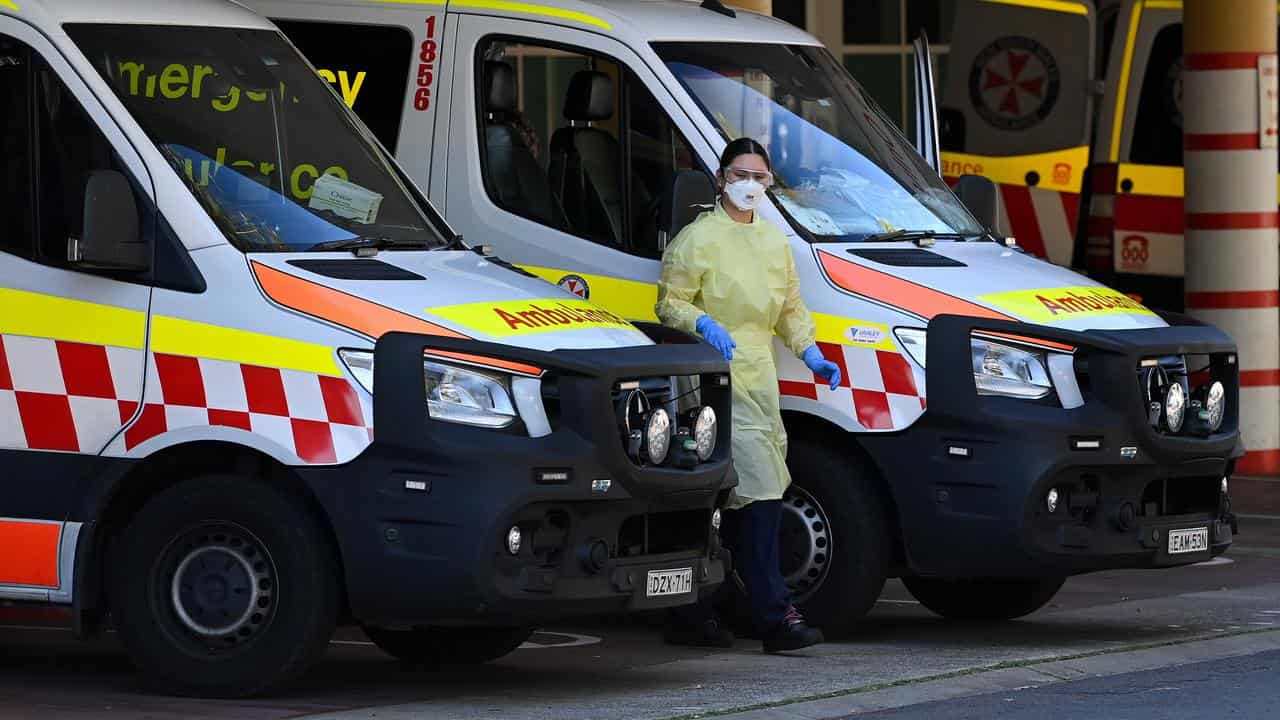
[1183,0,1280,474]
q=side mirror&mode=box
[952,173,1008,237]
[659,170,716,250]
[70,170,148,272]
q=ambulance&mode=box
[0,0,735,697]
[245,0,1245,635]
[940,0,1279,312]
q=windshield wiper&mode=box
[307,236,425,253]
[860,230,989,244]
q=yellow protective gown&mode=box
[656,204,817,509]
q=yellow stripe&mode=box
[980,0,1087,15]
[1114,164,1280,204]
[452,0,611,29]
[150,316,342,376]
[521,266,658,321]
[1115,163,1184,198]
[0,0,18,10]
[1143,0,1181,8]
[940,146,1089,192]
[813,314,896,351]
[0,288,145,348]
[1110,1,1146,162]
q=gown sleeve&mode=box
[774,243,818,357]
[655,227,707,336]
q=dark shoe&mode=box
[664,618,736,648]
[763,606,824,653]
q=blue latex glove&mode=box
[696,314,736,361]
[803,345,842,390]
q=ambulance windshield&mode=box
[655,43,982,241]
[66,25,449,252]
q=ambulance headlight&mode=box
[645,408,672,465]
[971,338,1053,400]
[1163,381,1186,433]
[692,406,717,461]
[1198,380,1226,433]
[338,350,517,429]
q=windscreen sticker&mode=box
[428,299,637,337]
[979,286,1156,322]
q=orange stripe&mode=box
[251,262,542,377]
[0,520,60,587]
[973,330,1076,353]
[816,250,1013,321]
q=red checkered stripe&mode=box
[0,333,371,464]
[0,334,143,453]
[103,351,372,464]
[777,341,926,431]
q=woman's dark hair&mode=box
[719,137,772,172]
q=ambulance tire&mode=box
[901,576,1066,621]
[361,625,533,665]
[781,441,889,638]
[110,474,340,698]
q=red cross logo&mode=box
[557,275,589,299]
[981,49,1048,119]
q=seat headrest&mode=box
[563,70,614,122]
[484,61,517,114]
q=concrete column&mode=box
[1184,0,1280,474]
[727,0,772,13]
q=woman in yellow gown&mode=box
[657,138,840,653]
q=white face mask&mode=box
[723,179,765,212]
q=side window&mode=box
[273,19,414,151]
[477,38,703,260]
[0,37,34,258]
[1129,24,1182,167]
[0,36,146,272]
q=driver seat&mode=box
[548,70,624,246]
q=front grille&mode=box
[1137,352,1234,436]
[612,374,716,468]
[617,509,709,557]
[540,368,729,469]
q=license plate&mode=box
[646,568,693,597]
[1168,527,1209,554]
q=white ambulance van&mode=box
[247,0,1245,635]
[0,0,734,697]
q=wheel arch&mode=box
[77,441,350,633]
[782,410,908,574]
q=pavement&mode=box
[2,516,1278,719]
[1232,474,1280,515]
[834,644,1280,720]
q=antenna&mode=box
[701,0,736,18]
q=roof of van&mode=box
[4,0,274,31]
[564,0,819,45]
[236,0,819,47]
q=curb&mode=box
[690,628,1280,719]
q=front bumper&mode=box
[299,329,735,627]
[861,315,1241,578]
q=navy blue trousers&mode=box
[675,499,791,632]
